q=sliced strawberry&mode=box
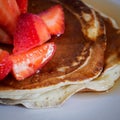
[16,0,28,13]
[13,13,51,54]
[0,49,12,80]
[0,28,12,44]
[39,5,65,35]
[11,42,56,80]
[0,0,20,35]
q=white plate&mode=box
[0,0,120,120]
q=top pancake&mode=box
[0,0,106,90]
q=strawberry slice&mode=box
[16,0,28,13]
[0,0,20,35]
[0,49,12,80]
[11,42,56,80]
[0,28,12,44]
[13,13,51,54]
[39,5,65,35]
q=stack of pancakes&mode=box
[0,0,120,108]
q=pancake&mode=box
[0,0,117,108]
[79,17,120,92]
[2,14,119,109]
[0,0,106,89]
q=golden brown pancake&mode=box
[0,0,106,89]
[79,17,120,92]
[1,0,119,108]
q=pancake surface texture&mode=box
[0,0,119,108]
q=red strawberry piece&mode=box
[0,0,20,35]
[16,0,28,13]
[0,49,12,80]
[13,13,51,54]
[0,28,12,44]
[39,5,65,36]
[11,42,56,80]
